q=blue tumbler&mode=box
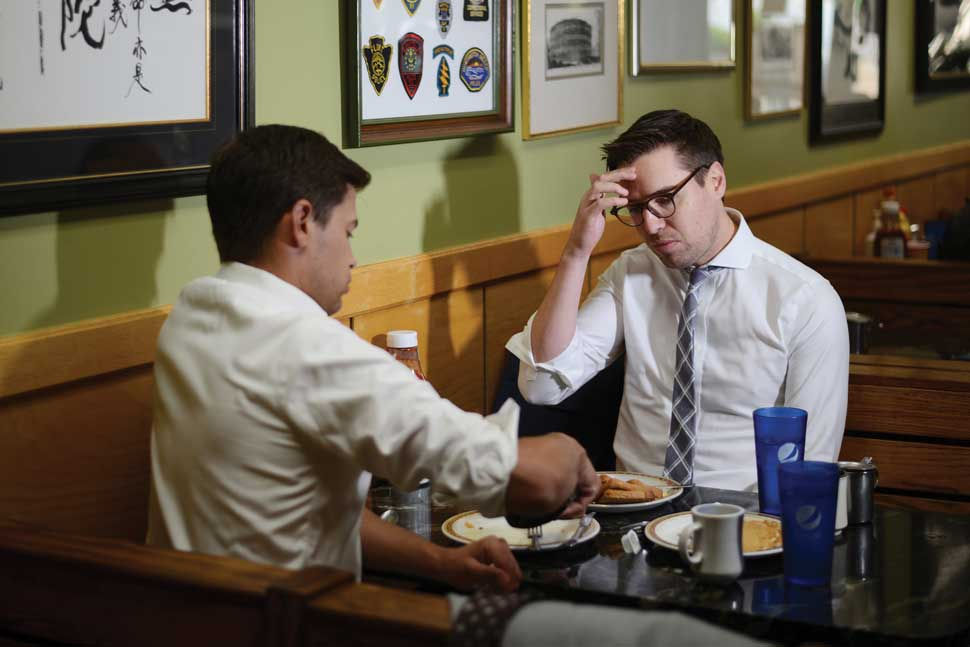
[753,407,807,516]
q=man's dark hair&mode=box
[206,124,371,263]
[601,110,724,184]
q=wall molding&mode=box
[1,139,968,397]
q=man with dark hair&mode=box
[508,110,848,490]
[148,124,599,591]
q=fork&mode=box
[527,524,543,551]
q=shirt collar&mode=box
[216,262,326,315]
[705,207,753,270]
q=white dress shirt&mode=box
[148,262,518,577]
[507,210,848,490]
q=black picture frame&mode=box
[0,0,254,217]
[808,0,886,144]
[341,0,514,147]
[916,0,970,94]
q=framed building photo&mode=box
[808,0,885,144]
[0,0,253,216]
[522,0,623,139]
[745,0,805,120]
[916,0,970,94]
[342,0,513,147]
[631,0,736,74]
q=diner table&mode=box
[366,485,970,647]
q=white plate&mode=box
[441,511,601,551]
[644,510,783,558]
[589,471,684,513]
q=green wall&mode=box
[1,1,968,337]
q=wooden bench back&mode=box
[0,524,449,647]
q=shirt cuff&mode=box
[505,315,584,392]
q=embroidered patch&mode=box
[463,0,488,21]
[459,47,490,92]
[433,44,454,59]
[436,56,451,96]
[437,0,452,36]
[402,0,421,15]
[373,0,383,8]
[398,32,424,99]
[361,35,392,95]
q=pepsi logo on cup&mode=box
[796,505,822,531]
[777,442,800,464]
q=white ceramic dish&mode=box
[441,511,601,551]
[589,472,684,513]
[644,510,783,558]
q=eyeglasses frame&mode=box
[610,163,714,227]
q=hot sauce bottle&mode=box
[875,187,906,259]
[386,330,427,381]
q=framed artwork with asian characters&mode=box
[342,0,513,147]
[0,0,253,216]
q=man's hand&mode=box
[562,451,600,518]
[508,433,598,519]
[435,536,522,593]
[565,167,637,260]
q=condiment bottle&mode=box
[386,330,426,381]
[875,188,906,259]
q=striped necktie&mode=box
[663,265,717,485]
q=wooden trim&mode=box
[0,305,170,399]
[2,142,968,396]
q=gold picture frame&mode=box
[630,0,736,74]
[522,0,624,140]
[744,0,805,120]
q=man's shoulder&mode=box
[747,237,831,294]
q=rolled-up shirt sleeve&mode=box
[783,279,849,462]
[280,324,518,518]
[506,263,626,405]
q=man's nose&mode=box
[642,212,666,236]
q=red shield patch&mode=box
[398,32,424,100]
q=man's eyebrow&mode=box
[635,182,679,201]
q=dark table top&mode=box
[401,487,970,646]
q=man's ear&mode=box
[280,198,316,250]
[707,162,727,199]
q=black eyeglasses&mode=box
[610,163,712,227]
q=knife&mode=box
[562,512,596,549]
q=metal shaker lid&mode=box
[838,456,878,472]
[846,312,873,324]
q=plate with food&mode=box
[644,510,783,557]
[441,510,601,551]
[588,472,684,512]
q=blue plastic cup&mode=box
[753,407,807,516]
[779,461,840,587]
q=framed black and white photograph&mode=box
[545,3,605,80]
[631,0,735,74]
[916,0,970,94]
[808,0,885,144]
[523,0,621,139]
[342,0,513,147]
[0,0,253,216]
[745,0,805,120]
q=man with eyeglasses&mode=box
[507,110,848,490]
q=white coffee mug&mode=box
[678,502,745,581]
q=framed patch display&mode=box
[915,0,970,94]
[745,0,805,120]
[808,0,886,143]
[631,0,736,73]
[0,0,254,216]
[522,0,623,139]
[343,0,513,147]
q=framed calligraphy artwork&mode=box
[808,0,886,144]
[0,0,253,216]
[342,0,513,147]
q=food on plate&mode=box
[742,518,783,552]
[596,474,663,504]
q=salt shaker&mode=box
[386,330,426,381]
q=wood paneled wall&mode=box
[1,141,968,540]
